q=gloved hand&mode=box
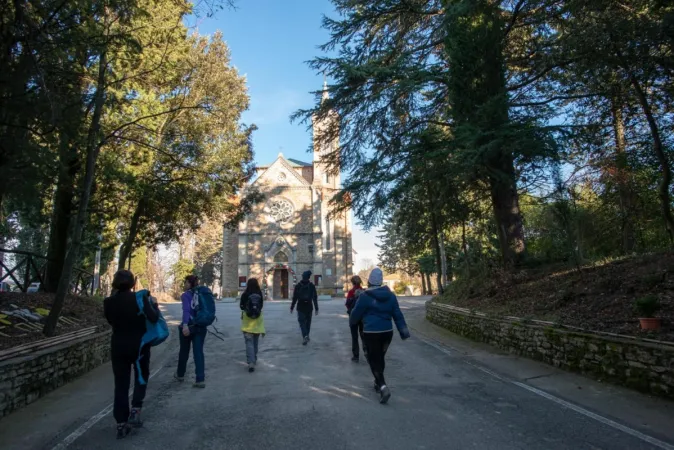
[400,327,411,340]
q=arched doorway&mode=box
[273,252,289,299]
[263,256,297,300]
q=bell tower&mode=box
[312,79,340,189]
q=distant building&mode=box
[221,84,353,299]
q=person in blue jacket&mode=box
[349,267,410,404]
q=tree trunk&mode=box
[610,87,635,254]
[118,197,146,271]
[439,232,449,286]
[490,154,526,269]
[626,70,674,243]
[462,220,469,262]
[421,272,427,295]
[44,47,107,336]
[45,134,80,292]
[426,272,433,295]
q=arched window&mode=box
[325,217,331,251]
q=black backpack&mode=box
[245,293,263,319]
[297,282,313,305]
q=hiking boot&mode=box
[379,385,391,404]
[128,409,143,428]
[116,423,132,440]
[174,373,184,382]
[193,381,206,388]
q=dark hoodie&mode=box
[291,271,318,313]
[349,286,410,338]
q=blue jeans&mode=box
[297,310,312,338]
[177,326,207,382]
[243,332,260,365]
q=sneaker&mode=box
[174,373,184,382]
[351,356,359,362]
[248,364,255,373]
[379,385,391,404]
[193,381,206,388]
[128,409,143,428]
[373,382,381,393]
[116,423,132,440]
[302,336,309,346]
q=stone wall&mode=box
[0,331,111,418]
[426,302,674,399]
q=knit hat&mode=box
[368,267,384,287]
[302,270,312,281]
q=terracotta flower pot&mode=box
[639,318,661,330]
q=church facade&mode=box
[220,88,353,299]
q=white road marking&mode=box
[416,333,674,450]
[51,366,164,450]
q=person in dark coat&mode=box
[345,275,366,362]
[104,270,159,439]
[290,270,318,345]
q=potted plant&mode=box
[634,295,661,330]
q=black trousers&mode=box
[349,319,365,358]
[362,331,393,388]
[111,339,150,424]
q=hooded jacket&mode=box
[291,271,318,313]
[349,285,410,339]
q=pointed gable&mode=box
[252,153,312,188]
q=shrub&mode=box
[393,281,408,295]
[634,295,661,318]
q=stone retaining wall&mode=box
[426,302,674,399]
[0,331,111,418]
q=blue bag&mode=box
[135,289,169,385]
[191,286,216,327]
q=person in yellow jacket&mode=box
[239,278,266,372]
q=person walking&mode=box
[240,277,265,372]
[345,275,366,362]
[349,267,410,404]
[175,275,208,388]
[104,270,159,439]
[290,270,318,345]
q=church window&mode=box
[277,171,287,182]
[269,199,294,223]
[326,217,331,251]
[274,251,289,263]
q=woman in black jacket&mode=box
[104,270,159,439]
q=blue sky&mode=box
[193,0,380,270]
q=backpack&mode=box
[245,293,263,319]
[191,286,216,327]
[346,288,364,311]
[297,282,313,305]
[135,289,169,385]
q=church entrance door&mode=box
[273,269,289,299]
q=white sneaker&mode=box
[379,385,391,404]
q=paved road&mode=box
[3,298,674,449]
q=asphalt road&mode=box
[3,298,674,450]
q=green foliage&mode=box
[171,259,195,294]
[393,281,408,295]
[298,0,674,293]
[634,295,661,318]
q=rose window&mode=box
[277,171,287,182]
[269,199,294,223]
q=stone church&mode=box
[220,86,353,299]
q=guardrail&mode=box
[0,248,95,296]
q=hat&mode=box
[302,270,312,281]
[368,267,384,287]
